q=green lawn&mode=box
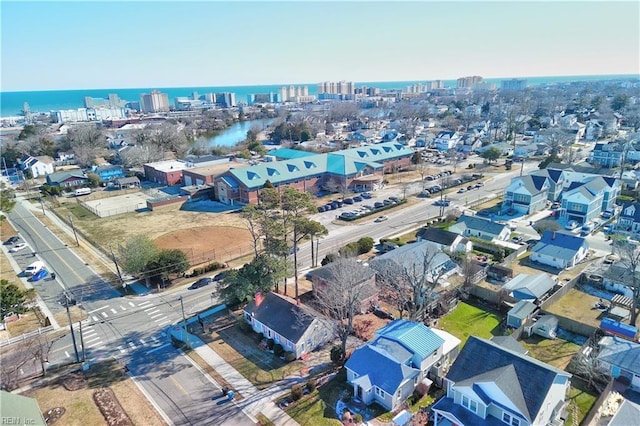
[519,335,581,370]
[438,302,502,345]
[565,383,598,426]
[285,369,350,426]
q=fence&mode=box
[0,325,54,347]
[80,201,145,218]
[185,244,254,267]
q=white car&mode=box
[375,215,389,223]
[9,243,27,253]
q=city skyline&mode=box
[1,1,639,92]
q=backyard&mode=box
[519,334,581,370]
[437,301,503,345]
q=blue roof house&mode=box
[432,336,571,426]
[92,164,125,182]
[531,231,589,270]
[345,320,458,411]
[596,335,640,391]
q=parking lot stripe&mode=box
[65,351,70,358]
[120,305,127,311]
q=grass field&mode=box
[285,369,350,426]
[520,334,581,369]
[565,382,598,426]
[438,302,502,345]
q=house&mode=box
[596,335,640,391]
[601,263,639,299]
[560,176,619,224]
[502,273,556,301]
[588,140,640,168]
[530,231,589,270]
[345,320,459,411]
[448,215,511,242]
[506,300,538,328]
[431,336,571,426]
[415,227,472,253]
[0,391,47,425]
[114,176,141,189]
[45,170,89,187]
[486,264,514,284]
[490,336,528,355]
[433,131,461,151]
[530,168,565,201]
[503,175,549,215]
[369,241,458,286]
[19,155,54,178]
[92,164,125,182]
[306,262,377,313]
[617,202,640,238]
[243,292,332,359]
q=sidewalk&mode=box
[186,333,300,426]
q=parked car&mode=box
[374,201,385,208]
[474,183,484,188]
[375,215,389,222]
[383,199,393,206]
[565,220,579,230]
[511,236,523,243]
[361,192,373,199]
[25,261,45,276]
[9,243,27,253]
[317,206,326,213]
[373,308,394,320]
[29,268,49,282]
[467,185,474,191]
[362,204,374,211]
[3,236,20,245]
[343,198,354,204]
[189,277,213,290]
[353,196,363,202]
[457,188,466,193]
[214,270,232,281]
[330,202,339,210]
[601,210,614,219]
[477,209,491,217]
[389,196,400,203]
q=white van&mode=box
[25,261,45,276]
[74,188,91,197]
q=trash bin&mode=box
[227,390,234,401]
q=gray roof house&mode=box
[530,168,565,201]
[506,300,538,328]
[345,320,459,411]
[448,215,511,242]
[415,227,472,253]
[618,202,640,238]
[45,170,89,187]
[503,175,549,215]
[531,231,589,270]
[432,336,571,426]
[502,273,556,301]
[243,292,332,359]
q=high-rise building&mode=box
[247,93,278,105]
[317,80,355,95]
[501,79,528,91]
[214,92,236,108]
[279,85,311,102]
[456,76,484,89]
[140,90,170,113]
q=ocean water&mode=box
[1,74,637,117]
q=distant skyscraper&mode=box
[214,92,236,108]
[501,79,528,91]
[279,85,310,102]
[456,76,484,89]
[140,90,170,113]
[317,80,354,95]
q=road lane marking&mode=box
[127,341,136,349]
[65,351,70,358]
[149,313,163,319]
[156,319,171,326]
[101,312,108,318]
[120,305,126,311]
[86,341,103,348]
[146,343,170,354]
[110,308,118,314]
[128,302,135,307]
[87,305,109,314]
[139,301,152,307]
[91,315,99,322]
[84,337,100,343]
[143,307,157,312]
[117,346,125,353]
[139,338,147,346]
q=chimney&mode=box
[254,292,263,306]
[552,232,556,240]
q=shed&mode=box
[530,315,558,339]
[507,300,537,328]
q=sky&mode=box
[1,1,639,91]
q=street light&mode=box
[178,296,189,348]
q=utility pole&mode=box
[69,215,79,246]
[39,197,45,216]
[110,246,124,284]
[519,156,525,177]
[179,296,189,348]
[78,319,86,362]
[65,296,80,363]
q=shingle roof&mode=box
[345,344,420,395]
[597,336,640,376]
[369,241,453,276]
[453,215,508,237]
[621,202,640,222]
[416,227,460,246]
[306,262,375,283]
[491,336,528,355]
[244,292,315,344]
[375,319,445,360]
[503,273,556,300]
[507,300,538,320]
[46,170,88,184]
[446,337,570,423]
[609,400,640,426]
[532,231,588,260]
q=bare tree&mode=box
[312,258,376,359]
[614,240,640,325]
[372,243,450,321]
[324,176,350,199]
[119,144,164,167]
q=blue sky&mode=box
[1,1,638,91]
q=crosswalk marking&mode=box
[127,341,136,349]
[143,306,157,312]
[146,308,159,314]
[117,346,125,353]
[128,302,135,307]
[101,312,108,318]
[120,305,127,311]
[92,315,99,322]
[83,329,97,336]
[156,319,171,326]
[139,301,152,307]
[65,351,70,358]
[110,308,118,314]
[149,313,163,319]
[139,338,147,346]
[86,341,103,349]
[84,337,100,344]
[146,343,170,354]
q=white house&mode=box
[531,231,589,270]
[19,155,54,178]
[416,227,472,253]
